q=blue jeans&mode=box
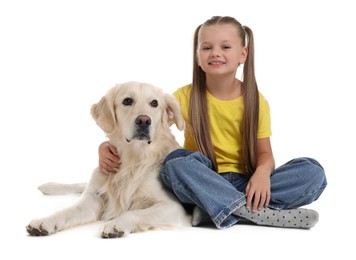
[160,149,327,229]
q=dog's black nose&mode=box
[135,115,151,126]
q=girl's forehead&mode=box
[199,24,239,42]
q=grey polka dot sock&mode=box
[233,206,319,229]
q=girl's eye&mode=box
[150,100,158,107]
[123,97,134,106]
[223,45,231,49]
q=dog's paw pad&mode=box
[101,226,127,238]
[26,224,49,236]
[101,230,125,238]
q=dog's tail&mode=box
[38,182,86,195]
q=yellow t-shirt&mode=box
[173,84,272,174]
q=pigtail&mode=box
[190,24,218,171]
[242,26,259,174]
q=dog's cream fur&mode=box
[26,82,191,238]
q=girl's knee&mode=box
[304,157,324,170]
[303,157,327,187]
[163,149,212,169]
[160,149,213,187]
[287,157,327,187]
[163,149,193,164]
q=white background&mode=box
[1,0,354,259]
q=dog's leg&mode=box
[38,182,87,195]
[101,201,191,238]
[26,169,106,236]
[26,192,102,236]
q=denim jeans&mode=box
[160,149,327,229]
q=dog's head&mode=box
[91,82,184,146]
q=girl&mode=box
[99,16,327,229]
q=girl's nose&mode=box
[211,48,221,58]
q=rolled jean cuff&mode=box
[213,196,246,229]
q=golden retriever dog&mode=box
[26,81,191,238]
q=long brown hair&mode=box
[189,16,259,174]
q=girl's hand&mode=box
[245,170,271,212]
[246,137,274,212]
[98,141,121,174]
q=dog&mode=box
[26,81,192,238]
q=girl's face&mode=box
[197,24,247,77]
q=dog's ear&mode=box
[164,93,185,131]
[91,90,116,134]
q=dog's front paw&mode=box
[26,219,57,236]
[101,222,131,238]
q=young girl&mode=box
[98,16,327,229]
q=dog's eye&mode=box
[150,100,158,108]
[123,98,133,106]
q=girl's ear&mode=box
[164,93,185,131]
[239,46,248,64]
[91,88,117,134]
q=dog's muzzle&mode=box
[126,115,152,144]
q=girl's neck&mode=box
[206,77,243,101]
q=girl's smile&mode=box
[208,60,226,66]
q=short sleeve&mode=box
[257,93,272,139]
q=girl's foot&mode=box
[234,206,319,229]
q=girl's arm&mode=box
[245,137,275,212]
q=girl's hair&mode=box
[189,16,259,174]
